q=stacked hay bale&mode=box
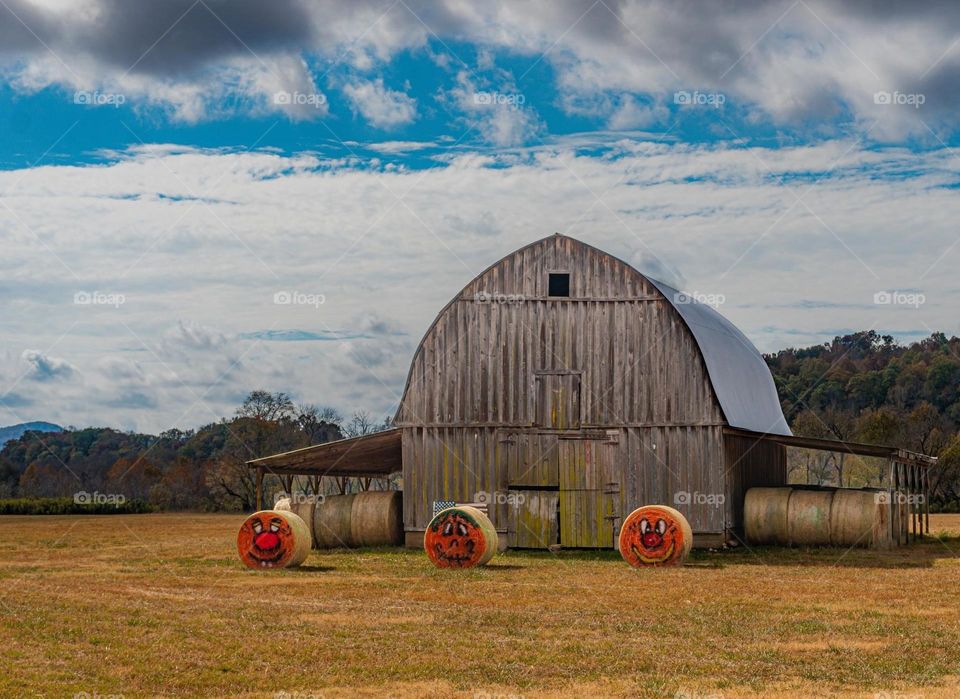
[745,486,893,549]
[277,491,403,549]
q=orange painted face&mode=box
[424,510,487,568]
[619,506,687,567]
[237,512,296,569]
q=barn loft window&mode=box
[548,273,570,297]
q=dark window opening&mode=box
[548,273,570,297]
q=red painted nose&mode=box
[255,531,280,550]
[642,533,662,549]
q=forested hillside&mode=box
[766,331,960,508]
[0,391,389,511]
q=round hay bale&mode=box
[351,491,403,546]
[424,505,498,568]
[237,510,311,570]
[313,494,357,548]
[744,487,792,545]
[787,488,834,546]
[274,496,292,511]
[830,488,892,549]
[618,505,692,567]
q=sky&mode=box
[1,0,959,434]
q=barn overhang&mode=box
[723,426,937,466]
[247,428,402,478]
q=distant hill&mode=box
[0,422,63,447]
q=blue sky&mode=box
[2,0,960,432]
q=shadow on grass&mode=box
[710,535,960,569]
[293,565,336,573]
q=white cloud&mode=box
[342,78,417,129]
[2,138,960,431]
[2,1,960,136]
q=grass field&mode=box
[1,514,960,698]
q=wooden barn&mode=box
[250,234,933,549]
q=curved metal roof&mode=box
[648,278,792,436]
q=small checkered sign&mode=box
[433,500,456,516]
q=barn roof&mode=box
[647,278,792,436]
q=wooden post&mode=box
[923,465,930,535]
[255,466,263,511]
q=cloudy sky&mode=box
[1,0,959,433]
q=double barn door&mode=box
[505,433,620,548]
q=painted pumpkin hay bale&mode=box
[618,505,693,568]
[424,505,498,568]
[237,510,311,569]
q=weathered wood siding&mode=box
[724,431,788,536]
[397,235,730,545]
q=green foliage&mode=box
[767,330,960,507]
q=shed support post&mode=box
[255,466,263,511]
[923,465,930,535]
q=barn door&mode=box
[534,372,581,429]
[504,433,560,549]
[558,439,619,548]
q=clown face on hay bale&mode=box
[237,510,312,569]
[424,505,498,568]
[618,505,693,567]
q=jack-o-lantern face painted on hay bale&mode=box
[237,510,311,569]
[618,505,693,568]
[424,506,498,568]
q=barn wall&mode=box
[396,237,723,429]
[397,236,733,546]
[401,425,727,539]
[724,433,788,536]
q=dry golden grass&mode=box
[1,513,960,698]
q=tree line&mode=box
[0,391,391,511]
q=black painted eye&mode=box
[252,521,263,533]
[640,518,650,534]
[656,519,667,535]
[442,521,453,536]
[456,523,468,537]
